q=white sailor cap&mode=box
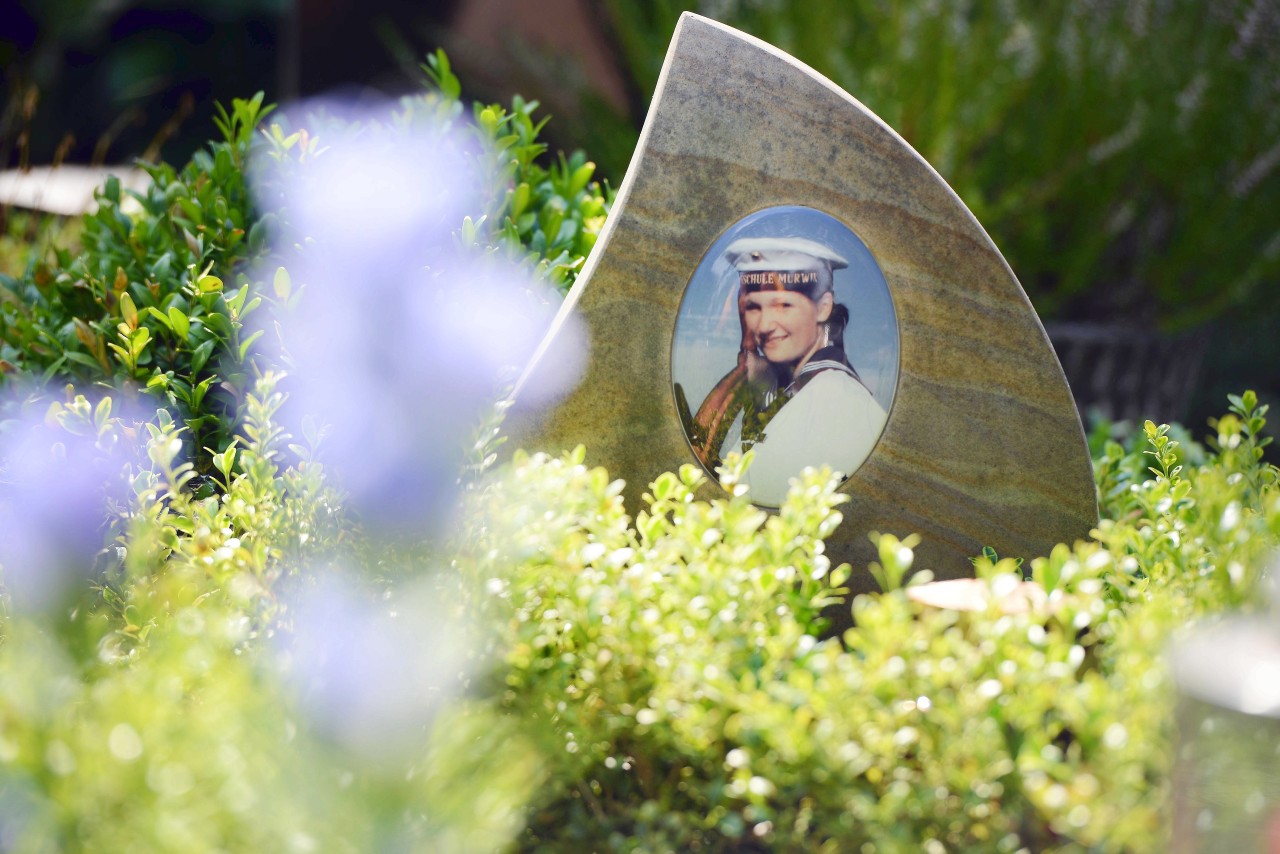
[724,237,849,298]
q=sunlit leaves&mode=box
[455,391,1278,850]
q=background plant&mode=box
[0,55,610,478]
[519,0,1279,430]
[583,0,1280,335]
[0,374,542,851]
[420,49,613,291]
[0,93,274,473]
[0,56,609,850]
[455,391,1278,852]
[3,46,1279,851]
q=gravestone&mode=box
[509,13,1096,595]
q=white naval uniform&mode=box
[723,367,887,507]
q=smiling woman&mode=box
[672,206,899,507]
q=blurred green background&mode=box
[3,0,1278,431]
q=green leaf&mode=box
[177,197,203,225]
[238,330,264,361]
[191,339,215,372]
[247,218,267,252]
[190,376,214,409]
[168,307,190,341]
[273,266,292,300]
[93,396,112,430]
[62,351,100,369]
[226,286,248,315]
[652,473,673,501]
[120,291,138,328]
[131,326,151,357]
[569,161,595,196]
[184,228,203,256]
[510,182,531,218]
[209,442,237,478]
[146,306,173,330]
[197,275,223,294]
[203,313,231,338]
[424,49,462,99]
[463,216,477,244]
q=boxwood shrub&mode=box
[0,52,611,475]
[455,394,1276,852]
[0,55,1277,852]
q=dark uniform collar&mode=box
[785,345,863,395]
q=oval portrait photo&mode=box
[672,205,899,507]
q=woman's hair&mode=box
[826,302,850,351]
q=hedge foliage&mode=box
[0,53,611,473]
[2,379,1275,850]
[590,0,1280,331]
[0,376,541,851]
[455,395,1277,852]
[0,54,1277,852]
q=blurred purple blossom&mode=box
[0,413,135,613]
[280,572,473,761]
[252,96,583,534]
[263,99,480,271]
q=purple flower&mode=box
[0,415,133,613]
[280,572,473,761]
[251,97,583,534]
